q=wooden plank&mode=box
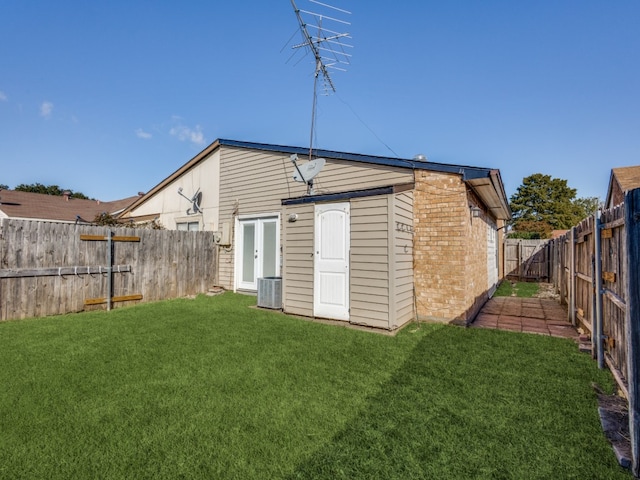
[0,265,131,278]
[80,234,140,242]
[601,217,625,230]
[603,271,617,283]
[80,234,108,241]
[601,228,613,239]
[576,272,592,283]
[112,236,141,242]
[624,188,640,477]
[84,294,143,306]
[604,288,626,312]
[605,352,629,399]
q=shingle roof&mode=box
[612,166,640,192]
[0,190,140,223]
[121,138,512,220]
[605,165,640,207]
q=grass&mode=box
[0,293,630,479]
[494,280,540,297]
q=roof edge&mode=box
[119,140,221,216]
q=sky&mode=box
[1,1,638,203]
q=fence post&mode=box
[593,211,604,369]
[569,227,576,326]
[107,230,113,311]
[625,189,640,477]
[518,240,523,281]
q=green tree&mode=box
[14,182,90,199]
[92,212,164,230]
[574,196,600,217]
[509,174,599,237]
[0,184,9,190]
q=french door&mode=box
[236,216,279,291]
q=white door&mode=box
[236,217,279,291]
[314,203,350,320]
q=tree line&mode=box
[0,182,91,199]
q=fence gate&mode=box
[504,239,550,281]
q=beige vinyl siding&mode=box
[311,160,413,193]
[217,145,413,290]
[350,196,390,329]
[392,191,415,327]
[282,204,314,316]
[218,148,295,289]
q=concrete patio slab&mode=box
[470,295,578,340]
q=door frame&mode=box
[234,213,280,292]
[314,202,350,321]
[487,219,498,296]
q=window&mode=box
[177,221,199,232]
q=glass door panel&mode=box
[262,221,277,278]
[241,222,256,286]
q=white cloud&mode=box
[135,128,152,140]
[170,123,205,146]
[0,91,7,102]
[40,101,53,119]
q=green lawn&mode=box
[495,280,540,297]
[0,293,630,479]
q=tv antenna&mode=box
[177,187,203,215]
[289,0,352,161]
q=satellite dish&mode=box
[292,157,326,183]
[177,187,203,215]
[191,191,203,214]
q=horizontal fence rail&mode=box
[0,219,218,321]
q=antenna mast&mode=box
[290,0,352,160]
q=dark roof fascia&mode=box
[282,183,414,206]
[218,138,494,179]
[490,169,512,218]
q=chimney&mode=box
[62,191,71,201]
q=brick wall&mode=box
[413,171,493,323]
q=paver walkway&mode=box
[471,296,579,340]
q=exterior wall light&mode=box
[470,206,481,218]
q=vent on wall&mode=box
[257,277,282,309]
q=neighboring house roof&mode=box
[606,165,640,208]
[0,190,141,223]
[121,138,512,220]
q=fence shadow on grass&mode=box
[286,325,628,480]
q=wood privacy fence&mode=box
[548,189,640,476]
[504,239,550,281]
[0,219,218,321]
